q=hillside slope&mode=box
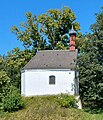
[0,96,103,120]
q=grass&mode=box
[0,95,103,120]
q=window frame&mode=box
[49,75,55,85]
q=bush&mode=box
[0,70,11,102]
[2,86,24,112]
[58,94,77,108]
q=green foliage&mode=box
[84,104,103,114]
[11,6,80,51]
[57,94,77,108]
[0,70,10,102]
[0,65,25,112]
[77,7,103,108]
[3,48,33,89]
[2,86,24,112]
[0,96,103,120]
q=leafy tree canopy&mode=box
[78,7,103,109]
[11,6,80,52]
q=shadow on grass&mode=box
[84,106,103,114]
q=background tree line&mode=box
[0,6,103,112]
[78,7,103,110]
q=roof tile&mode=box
[23,50,78,70]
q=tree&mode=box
[0,70,10,104]
[0,53,26,112]
[3,48,33,89]
[78,7,103,108]
[11,6,80,52]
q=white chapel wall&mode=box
[21,69,75,96]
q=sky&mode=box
[0,0,103,55]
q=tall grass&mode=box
[0,95,103,120]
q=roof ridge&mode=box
[38,50,77,52]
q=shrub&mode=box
[58,94,77,108]
[0,70,11,101]
[2,86,24,112]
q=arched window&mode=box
[49,75,55,85]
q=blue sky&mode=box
[0,0,103,55]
